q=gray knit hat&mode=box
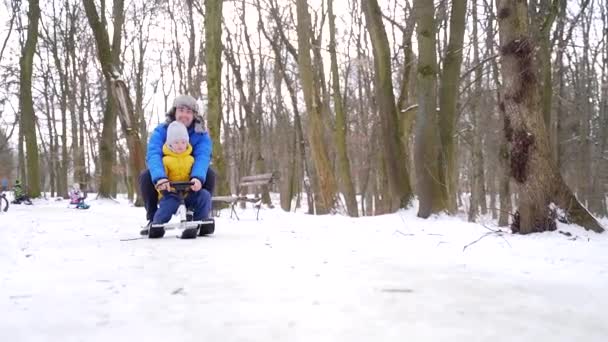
[172,95,199,113]
[166,94,206,133]
[166,121,189,148]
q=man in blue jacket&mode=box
[139,95,215,228]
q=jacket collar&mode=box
[162,144,193,157]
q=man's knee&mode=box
[200,189,211,203]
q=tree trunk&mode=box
[362,0,413,210]
[496,0,604,234]
[75,47,89,187]
[295,0,338,214]
[110,77,146,206]
[18,119,26,186]
[19,0,41,198]
[329,0,358,217]
[413,0,445,217]
[82,0,125,198]
[42,68,56,197]
[437,0,467,214]
[205,0,228,195]
[469,0,487,221]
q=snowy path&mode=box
[1,199,607,341]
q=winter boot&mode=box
[148,224,165,239]
[140,221,151,236]
[198,218,215,236]
[180,227,198,239]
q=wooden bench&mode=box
[212,172,277,220]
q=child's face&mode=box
[170,139,188,153]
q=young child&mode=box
[69,183,89,209]
[12,180,32,205]
[149,121,212,238]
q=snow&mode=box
[1,197,607,341]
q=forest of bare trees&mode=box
[0,0,606,233]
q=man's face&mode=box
[170,139,188,154]
[175,106,194,127]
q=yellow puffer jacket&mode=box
[159,144,194,197]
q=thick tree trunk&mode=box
[329,0,358,217]
[438,0,467,214]
[82,0,125,198]
[590,10,608,216]
[496,0,603,233]
[19,0,41,198]
[295,0,338,214]
[413,0,445,217]
[205,0,228,195]
[362,0,413,210]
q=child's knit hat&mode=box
[166,121,189,147]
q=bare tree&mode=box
[362,0,413,211]
[82,0,125,198]
[413,0,445,217]
[496,0,603,233]
[19,0,42,197]
[205,0,229,195]
[295,0,338,214]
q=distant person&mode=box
[12,179,32,205]
[139,94,215,228]
[69,183,90,209]
[1,177,7,192]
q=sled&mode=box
[143,181,215,239]
[68,201,90,210]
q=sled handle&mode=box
[170,181,194,192]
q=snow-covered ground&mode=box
[1,196,607,341]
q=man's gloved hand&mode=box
[155,179,171,191]
[191,178,202,192]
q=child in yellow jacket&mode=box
[149,122,211,238]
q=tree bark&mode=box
[19,0,41,197]
[205,0,228,195]
[468,0,487,221]
[295,0,338,214]
[496,0,604,233]
[413,0,445,217]
[329,0,358,217]
[110,77,146,206]
[362,0,413,210]
[438,0,467,214]
[82,0,125,198]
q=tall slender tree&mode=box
[329,0,358,217]
[362,0,413,211]
[82,0,125,197]
[438,0,467,213]
[295,0,338,214]
[19,0,41,197]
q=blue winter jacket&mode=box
[146,123,212,184]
